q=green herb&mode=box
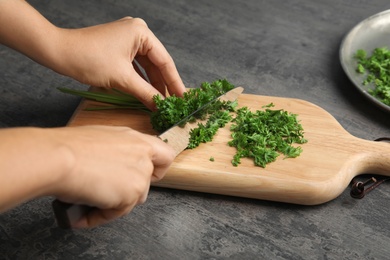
[228,105,307,168]
[262,103,275,108]
[57,87,150,112]
[58,79,307,168]
[209,156,215,162]
[150,79,235,132]
[187,106,236,149]
[354,47,390,106]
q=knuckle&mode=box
[131,17,148,27]
[116,206,133,217]
[119,16,133,20]
[138,88,158,107]
[138,194,148,205]
[162,144,176,163]
[133,179,150,204]
[168,148,176,162]
[121,17,148,29]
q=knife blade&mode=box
[158,86,244,156]
[52,86,244,228]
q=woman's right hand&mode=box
[51,125,175,228]
[0,125,175,228]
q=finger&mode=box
[152,145,175,182]
[133,59,167,97]
[139,30,186,97]
[122,66,163,111]
[136,55,167,96]
[157,58,186,98]
[138,134,176,182]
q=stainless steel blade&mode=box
[159,86,244,156]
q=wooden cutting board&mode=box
[67,88,390,205]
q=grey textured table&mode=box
[1,1,390,259]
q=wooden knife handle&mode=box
[52,199,94,229]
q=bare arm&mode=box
[0,126,175,228]
[0,0,60,68]
[0,0,186,110]
[0,127,72,212]
[0,0,183,227]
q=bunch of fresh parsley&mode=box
[355,47,390,106]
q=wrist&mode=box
[39,127,77,198]
[0,127,76,211]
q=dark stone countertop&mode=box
[1,0,389,259]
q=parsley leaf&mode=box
[355,47,390,106]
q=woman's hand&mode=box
[52,125,176,228]
[54,17,186,110]
[0,1,186,110]
[0,126,176,228]
[0,1,181,227]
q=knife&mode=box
[52,86,244,229]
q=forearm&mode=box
[0,0,62,70]
[0,0,186,110]
[0,127,71,212]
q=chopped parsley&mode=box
[187,107,236,149]
[355,47,390,106]
[228,106,307,168]
[150,79,235,132]
[59,79,307,168]
[153,80,307,168]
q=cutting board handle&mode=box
[355,138,390,177]
[352,151,390,177]
[335,138,390,189]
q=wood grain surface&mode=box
[68,89,390,205]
